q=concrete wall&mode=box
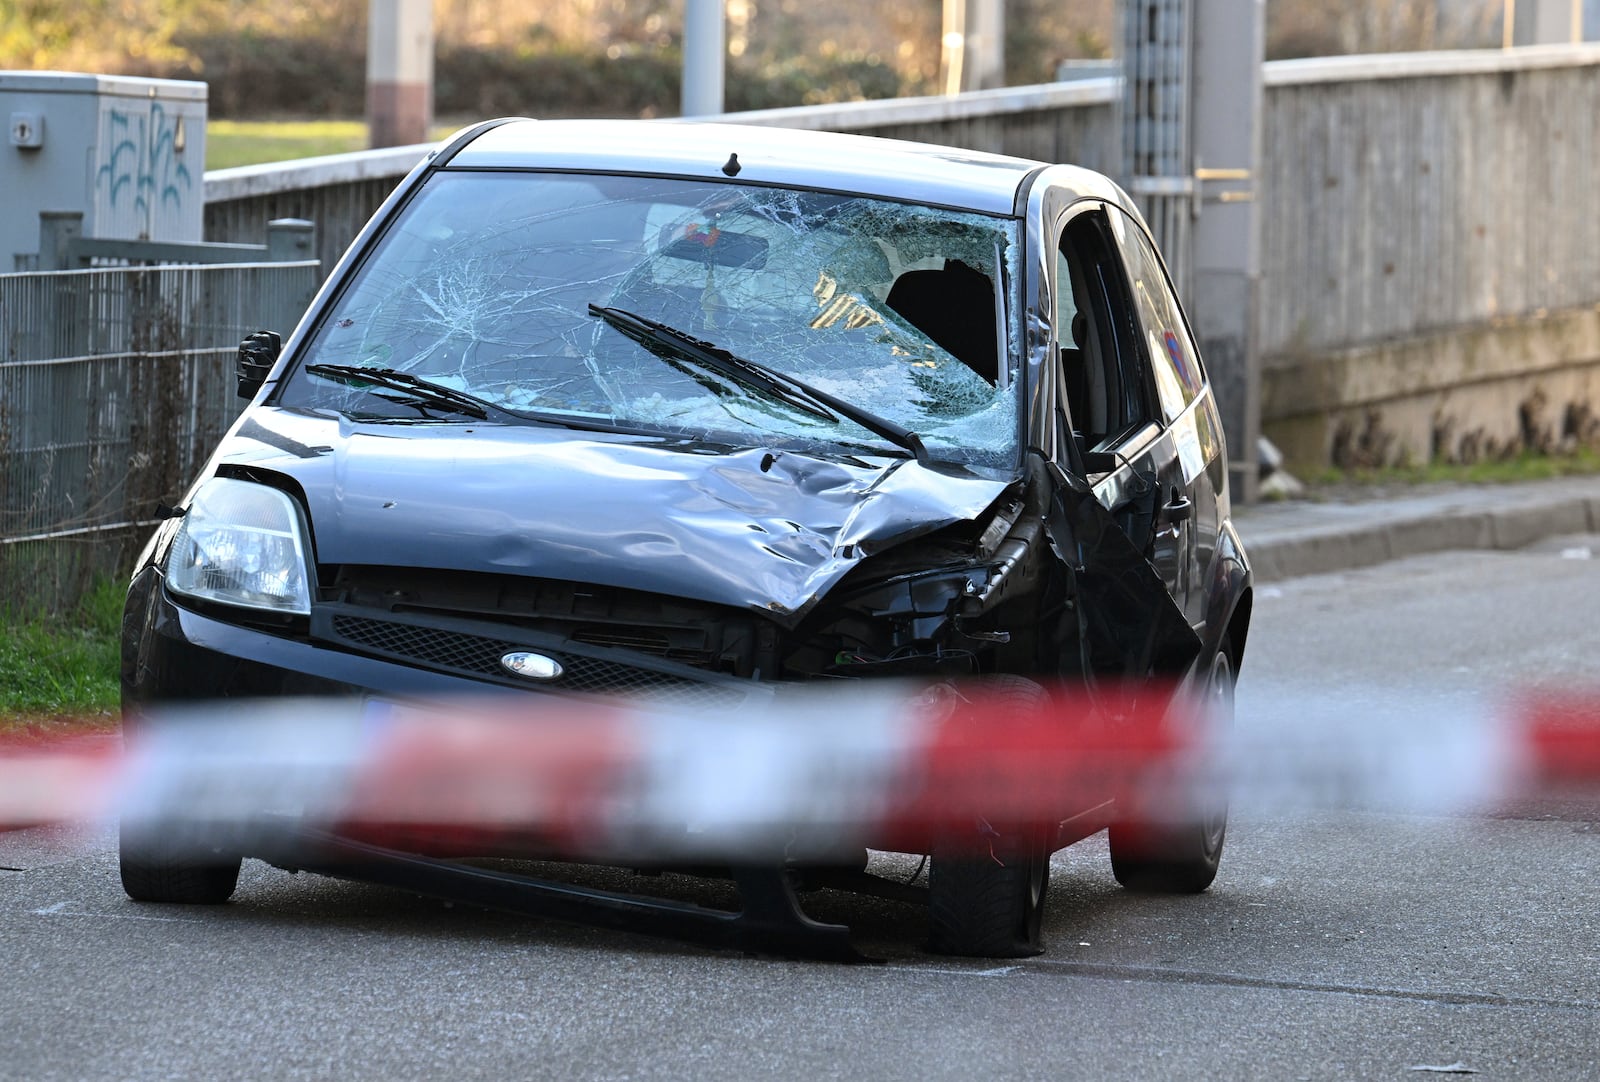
[1259,46,1600,467]
[204,46,1600,470]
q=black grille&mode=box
[334,615,512,675]
[328,614,746,707]
[571,627,674,655]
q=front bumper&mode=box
[119,574,893,960]
[122,569,765,710]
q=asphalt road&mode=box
[4,539,1599,1080]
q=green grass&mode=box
[0,578,123,732]
[206,119,463,170]
[1304,447,1600,490]
[206,119,369,170]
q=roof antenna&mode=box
[721,153,741,177]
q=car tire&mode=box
[118,819,241,905]
[1108,641,1234,894]
[927,675,1052,958]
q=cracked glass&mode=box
[279,172,1022,468]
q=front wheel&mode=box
[1108,643,1233,893]
[927,676,1053,958]
[119,819,241,904]
[928,821,1051,957]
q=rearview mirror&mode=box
[236,331,282,400]
[658,225,768,269]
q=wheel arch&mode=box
[1224,586,1252,671]
[1202,518,1253,673]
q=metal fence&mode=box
[0,261,318,612]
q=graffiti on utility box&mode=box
[95,103,194,230]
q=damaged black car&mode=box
[119,119,1253,959]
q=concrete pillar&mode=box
[968,0,1006,90]
[941,0,965,95]
[367,0,434,149]
[266,219,319,333]
[1508,0,1582,44]
[37,210,82,272]
[1189,0,1264,502]
[942,0,1006,94]
[265,219,316,263]
[682,0,726,116]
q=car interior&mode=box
[885,258,1001,385]
[1057,210,1153,463]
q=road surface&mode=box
[3,537,1598,1080]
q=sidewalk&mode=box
[1232,474,1600,582]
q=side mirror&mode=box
[236,331,282,400]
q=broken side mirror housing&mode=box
[237,331,283,399]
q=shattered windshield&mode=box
[279,171,1023,468]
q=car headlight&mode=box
[165,477,313,615]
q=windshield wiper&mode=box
[304,364,494,420]
[589,305,833,423]
[588,304,929,465]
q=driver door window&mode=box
[1109,210,1206,424]
[1054,208,1156,457]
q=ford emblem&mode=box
[500,651,564,681]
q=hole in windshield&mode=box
[279,172,1022,468]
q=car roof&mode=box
[444,119,1061,217]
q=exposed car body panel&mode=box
[222,408,1011,623]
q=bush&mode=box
[110,32,910,121]
[434,42,684,119]
[728,52,903,111]
[180,32,366,118]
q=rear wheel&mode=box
[1108,643,1233,893]
[927,676,1053,958]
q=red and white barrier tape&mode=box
[2,681,1597,858]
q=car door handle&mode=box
[1164,493,1192,523]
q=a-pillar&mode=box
[367,0,434,149]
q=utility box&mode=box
[1,71,207,270]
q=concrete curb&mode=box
[1235,477,1600,582]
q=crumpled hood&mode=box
[218,409,1012,623]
